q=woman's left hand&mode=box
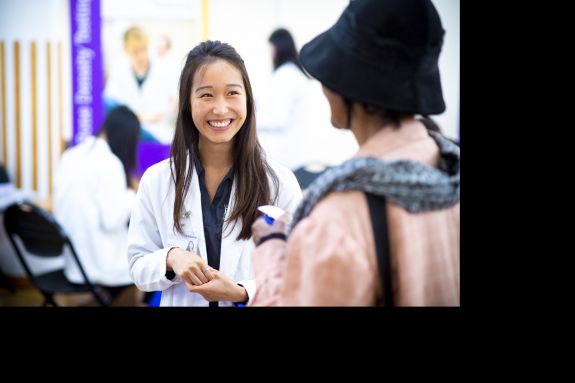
[252,212,289,246]
[186,267,247,303]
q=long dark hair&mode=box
[269,28,307,76]
[98,105,140,186]
[171,40,279,240]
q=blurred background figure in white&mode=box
[104,26,176,143]
[53,106,141,304]
[256,28,359,190]
[156,34,172,59]
[256,28,316,171]
[154,34,180,120]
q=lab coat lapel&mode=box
[219,179,243,278]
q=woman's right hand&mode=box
[166,247,211,285]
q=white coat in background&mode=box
[54,136,136,286]
[127,158,302,307]
[256,62,359,170]
[104,57,177,144]
[256,62,318,170]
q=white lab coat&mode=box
[256,62,359,169]
[54,136,136,286]
[256,62,318,170]
[127,157,302,306]
[104,57,177,143]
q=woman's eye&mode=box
[228,91,239,96]
[200,93,213,98]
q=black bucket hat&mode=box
[300,0,446,115]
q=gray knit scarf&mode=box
[290,131,460,231]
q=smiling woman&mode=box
[127,40,303,307]
[191,59,246,144]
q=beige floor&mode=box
[0,282,44,306]
[0,278,145,307]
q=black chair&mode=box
[3,201,111,306]
[0,266,15,293]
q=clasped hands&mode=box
[166,247,246,302]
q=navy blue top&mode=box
[194,158,234,272]
[195,158,234,307]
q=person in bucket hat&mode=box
[249,0,460,306]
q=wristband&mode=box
[258,232,287,246]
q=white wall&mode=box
[433,0,460,140]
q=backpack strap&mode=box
[365,192,394,307]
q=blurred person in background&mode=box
[127,41,302,307]
[54,106,141,305]
[155,34,181,121]
[104,25,177,143]
[250,0,460,306]
[256,28,317,171]
[156,34,172,59]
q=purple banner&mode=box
[138,142,171,177]
[70,0,104,146]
